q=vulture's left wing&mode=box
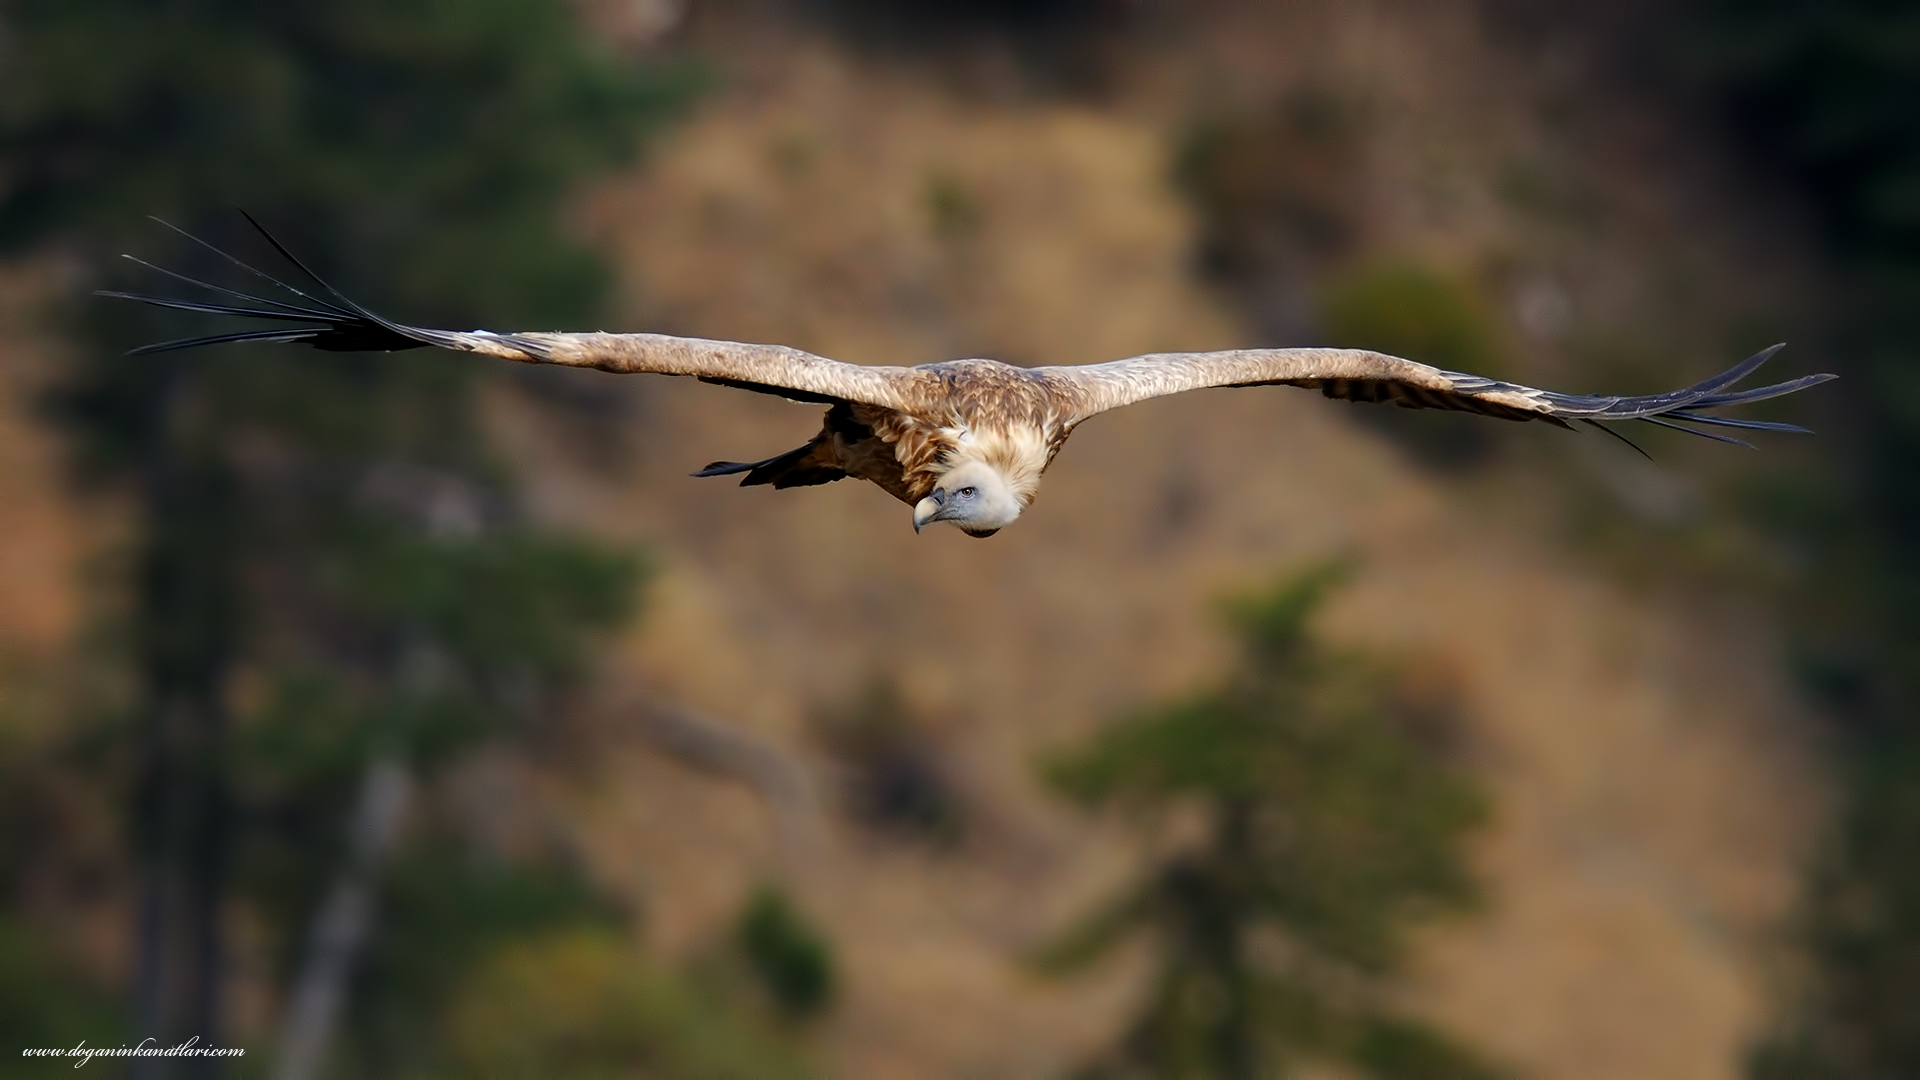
[101,215,939,412]
[1043,346,1834,447]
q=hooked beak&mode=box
[912,488,947,533]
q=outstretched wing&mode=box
[100,214,939,412]
[1043,346,1835,448]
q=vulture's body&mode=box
[107,217,1837,537]
[689,360,1074,535]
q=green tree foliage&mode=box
[1681,4,1920,1075]
[0,919,123,1077]
[736,885,838,1021]
[0,0,716,1075]
[442,928,814,1080]
[1038,565,1498,1080]
[1317,260,1507,468]
[1172,92,1507,469]
[1319,262,1504,382]
[0,0,688,325]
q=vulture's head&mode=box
[913,460,1023,538]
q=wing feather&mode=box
[1043,345,1834,443]
[104,217,939,413]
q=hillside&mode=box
[0,3,1831,1077]
[511,5,1825,1077]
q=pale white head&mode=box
[912,460,1024,538]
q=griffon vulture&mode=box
[106,218,1835,538]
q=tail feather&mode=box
[692,459,760,478]
[692,439,845,489]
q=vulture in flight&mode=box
[107,217,1835,538]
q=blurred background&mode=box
[0,1,1910,1077]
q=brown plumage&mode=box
[106,216,1837,538]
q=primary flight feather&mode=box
[105,215,1836,538]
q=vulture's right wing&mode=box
[101,214,940,412]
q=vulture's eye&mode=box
[958,486,977,499]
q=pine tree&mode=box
[0,3,822,1078]
[1039,565,1499,1080]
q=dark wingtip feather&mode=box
[114,253,348,321]
[234,208,392,328]
[1691,371,1837,409]
[1684,343,1788,399]
[146,215,356,319]
[95,289,335,325]
[1582,419,1654,461]
[106,211,443,357]
[1641,415,1756,448]
[1667,411,1815,435]
[125,327,326,357]
[1535,343,1833,449]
